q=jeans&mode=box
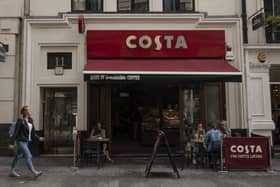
[11,141,34,171]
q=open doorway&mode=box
[87,81,225,155]
[110,83,179,154]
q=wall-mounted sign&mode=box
[87,30,225,58]
[47,52,72,69]
[89,75,140,81]
[252,12,265,31]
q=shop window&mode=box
[118,0,149,12]
[163,0,194,12]
[72,0,103,12]
[204,83,225,127]
[264,0,280,42]
[47,53,72,69]
[270,65,280,82]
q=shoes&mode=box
[107,159,114,163]
[9,170,21,177]
[33,170,43,178]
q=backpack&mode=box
[9,122,16,138]
[210,130,222,152]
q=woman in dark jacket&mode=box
[8,105,44,178]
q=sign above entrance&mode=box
[88,74,140,81]
[87,30,225,59]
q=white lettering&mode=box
[154,35,162,51]
[125,35,187,50]
[230,145,236,153]
[139,35,152,49]
[126,35,137,48]
[256,145,262,153]
[230,144,263,154]
[237,145,244,153]
[164,36,174,49]
[175,35,187,49]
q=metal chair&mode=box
[82,140,105,167]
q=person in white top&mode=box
[8,105,45,178]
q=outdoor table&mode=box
[84,137,110,167]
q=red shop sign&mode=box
[224,137,270,170]
[87,30,225,59]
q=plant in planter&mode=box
[265,16,280,42]
[266,16,280,27]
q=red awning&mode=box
[83,59,242,82]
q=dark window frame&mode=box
[117,0,150,13]
[71,0,104,12]
[163,0,195,12]
[264,0,280,43]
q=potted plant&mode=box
[265,16,280,42]
[266,16,280,27]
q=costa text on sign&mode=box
[230,145,262,154]
[86,30,225,58]
[126,35,187,50]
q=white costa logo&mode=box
[230,145,263,154]
[126,35,188,51]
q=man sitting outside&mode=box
[204,122,223,169]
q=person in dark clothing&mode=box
[90,122,113,162]
[8,105,44,178]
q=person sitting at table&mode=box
[90,122,113,163]
[219,120,231,137]
[204,122,223,169]
[191,123,206,165]
[192,123,205,141]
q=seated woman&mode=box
[191,123,206,165]
[90,122,113,163]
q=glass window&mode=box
[204,84,222,127]
[265,0,280,16]
[163,0,194,12]
[270,65,280,82]
[42,88,77,154]
[118,0,149,12]
[72,0,103,11]
[264,0,280,42]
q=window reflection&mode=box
[72,0,103,11]
[163,0,194,12]
[118,0,149,12]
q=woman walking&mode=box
[8,105,44,178]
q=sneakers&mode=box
[9,170,21,177]
[33,170,43,178]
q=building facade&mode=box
[0,0,24,124]
[244,0,278,144]
[0,0,25,154]
[20,0,244,154]
[1,0,276,155]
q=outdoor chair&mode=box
[81,140,106,167]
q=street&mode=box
[0,157,280,187]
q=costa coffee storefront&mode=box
[23,14,244,155]
[83,30,241,154]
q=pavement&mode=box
[1,156,280,187]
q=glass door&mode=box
[203,83,225,128]
[42,88,77,154]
